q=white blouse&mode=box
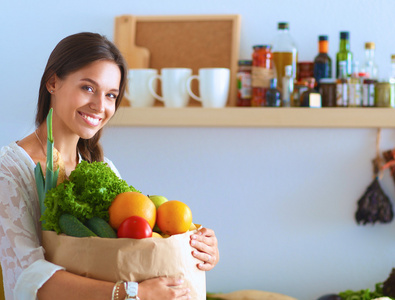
[0,142,120,300]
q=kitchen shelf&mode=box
[108,107,395,128]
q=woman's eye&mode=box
[107,93,118,100]
[82,86,94,92]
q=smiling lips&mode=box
[79,111,102,126]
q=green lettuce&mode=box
[41,160,140,233]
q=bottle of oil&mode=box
[336,31,353,78]
[272,22,298,92]
[336,61,349,106]
[313,35,332,90]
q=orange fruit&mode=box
[156,200,192,235]
[151,232,163,238]
[109,192,156,230]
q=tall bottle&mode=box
[272,22,298,92]
[282,65,294,107]
[363,42,379,79]
[336,61,348,107]
[336,31,353,78]
[313,35,332,90]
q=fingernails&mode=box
[191,240,196,246]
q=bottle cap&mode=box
[305,77,316,88]
[340,31,349,39]
[238,60,252,66]
[278,22,289,30]
[319,35,328,41]
[365,42,375,49]
[319,78,336,84]
[253,45,271,50]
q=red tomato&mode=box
[117,216,152,239]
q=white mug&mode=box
[148,68,192,108]
[126,69,158,107]
[186,68,230,108]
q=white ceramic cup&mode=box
[186,68,230,108]
[148,68,193,108]
[126,69,158,107]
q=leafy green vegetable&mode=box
[338,282,393,300]
[41,160,140,233]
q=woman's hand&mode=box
[190,227,219,271]
[138,277,190,300]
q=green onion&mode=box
[34,108,59,228]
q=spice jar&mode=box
[251,45,276,106]
[375,82,395,107]
[236,60,252,106]
[362,79,377,107]
[319,78,336,107]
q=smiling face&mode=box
[48,59,121,140]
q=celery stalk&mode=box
[34,108,58,228]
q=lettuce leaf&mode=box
[41,160,139,233]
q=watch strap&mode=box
[124,281,139,300]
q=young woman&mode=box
[0,32,219,300]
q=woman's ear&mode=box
[46,74,57,93]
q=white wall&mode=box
[2,1,395,299]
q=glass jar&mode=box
[375,82,395,107]
[251,45,276,106]
[236,60,252,106]
[362,79,377,107]
[319,78,336,107]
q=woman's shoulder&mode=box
[0,142,35,178]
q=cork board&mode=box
[114,15,241,107]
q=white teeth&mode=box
[82,113,100,125]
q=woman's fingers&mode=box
[190,227,219,271]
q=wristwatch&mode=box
[124,281,140,300]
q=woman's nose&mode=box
[89,94,105,113]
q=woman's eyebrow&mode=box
[80,78,119,92]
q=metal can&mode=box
[319,78,336,107]
[362,79,376,107]
[251,45,276,106]
[236,60,252,106]
[375,82,395,107]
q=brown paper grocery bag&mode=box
[42,228,206,299]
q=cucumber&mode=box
[85,217,117,238]
[59,214,97,237]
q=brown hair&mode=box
[35,32,128,162]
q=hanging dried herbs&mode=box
[355,128,394,225]
[355,177,393,224]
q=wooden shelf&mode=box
[108,107,395,128]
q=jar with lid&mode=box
[236,60,252,106]
[362,79,376,107]
[375,82,395,107]
[251,45,276,106]
[319,78,336,107]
